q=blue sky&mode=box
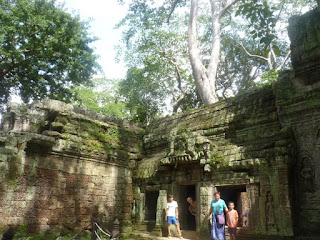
[57,0,129,79]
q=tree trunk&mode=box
[188,0,239,104]
[188,0,218,104]
[160,51,186,113]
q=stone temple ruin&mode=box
[1,7,320,240]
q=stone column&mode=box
[247,184,260,233]
[136,190,145,223]
[198,181,214,236]
[196,181,201,232]
[275,165,293,236]
[151,190,167,236]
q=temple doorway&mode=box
[178,185,196,230]
[216,185,248,226]
[145,190,159,231]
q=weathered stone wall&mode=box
[141,84,294,238]
[0,100,143,233]
[279,8,320,236]
[134,8,320,240]
[0,7,320,240]
[288,8,320,83]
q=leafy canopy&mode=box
[0,0,99,111]
[116,0,200,123]
[71,78,129,119]
[116,0,317,122]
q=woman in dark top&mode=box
[187,197,196,216]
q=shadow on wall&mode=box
[0,102,142,236]
[227,85,295,237]
[143,82,298,238]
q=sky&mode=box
[56,0,129,79]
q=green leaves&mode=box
[116,0,314,119]
[0,0,99,111]
[119,67,163,123]
[71,78,129,119]
[116,0,199,123]
[259,69,279,86]
[237,0,278,50]
[272,45,281,56]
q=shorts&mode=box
[228,227,237,234]
[167,216,178,224]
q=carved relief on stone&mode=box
[167,131,197,160]
[265,191,276,229]
[198,140,211,162]
[299,156,315,193]
[162,129,212,171]
[1,112,15,131]
[246,184,259,229]
[295,127,319,193]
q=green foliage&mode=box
[16,224,28,234]
[0,0,99,111]
[258,70,279,86]
[119,67,166,124]
[219,0,316,95]
[117,0,316,116]
[209,152,227,169]
[236,0,316,52]
[116,1,201,123]
[72,78,129,119]
[77,120,122,151]
[12,225,91,240]
[218,31,265,96]
[236,0,278,49]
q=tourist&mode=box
[226,201,239,240]
[207,191,228,240]
[2,226,14,240]
[187,197,196,217]
[166,194,183,239]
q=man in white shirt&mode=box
[166,194,183,239]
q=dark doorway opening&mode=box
[216,185,248,227]
[179,185,196,230]
[145,191,159,231]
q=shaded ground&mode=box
[128,230,213,240]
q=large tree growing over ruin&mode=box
[187,0,240,104]
[117,0,317,119]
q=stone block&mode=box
[8,217,24,225]
[42,130,61,138]
[51,122,65,132]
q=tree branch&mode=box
[277,50,291,71]
[269,44,277,69]
[249,66,259,81]
[218,0,240,20]
[276,0,286,22]
[188,0,206,78]
[167,0,180,24]
[238,42,269,61]
[160,50,185,113]
[220,72,235,99]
